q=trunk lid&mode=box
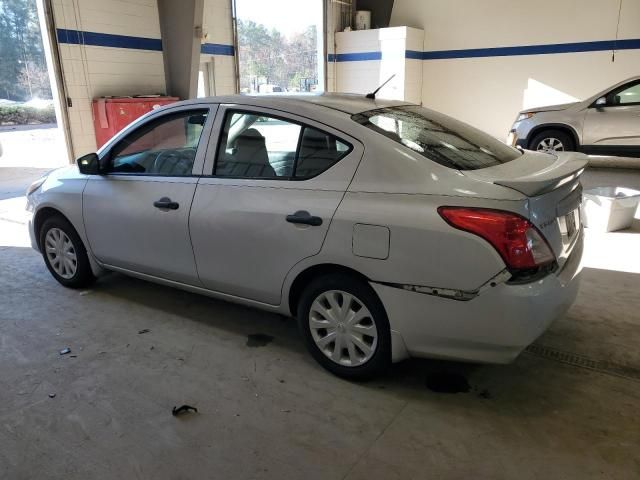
[462,151,587,267]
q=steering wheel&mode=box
[152,148,195,175]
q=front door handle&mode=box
[286,210,323,226]
[153,197,179,210]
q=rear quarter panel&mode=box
[320,191,526,291]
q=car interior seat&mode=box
[221,128,276,177]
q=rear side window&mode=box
[295,127,350,179]
[214,110,351,179]
[352,106,520,171]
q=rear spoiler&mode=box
[493,154,587,196]
[458,151,584,199]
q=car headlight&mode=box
[26,177,47,196]
[516,112,535,122]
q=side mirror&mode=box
[595,96,607,107]
[76,152,101,175]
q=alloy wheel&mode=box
[44,227,77,279]
[308,290,378,367]
[536,137,564,153]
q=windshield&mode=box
[352,106,521,170]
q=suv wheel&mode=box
[530,129,575,153]
[40,215,95,288]
[297,273,391,379]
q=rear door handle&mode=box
[286,210,323,226]
[153,197,179,210]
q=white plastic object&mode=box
[583,187,640,232]
[355,10,371,30]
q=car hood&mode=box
[46,164,83,181]
[521,102,579,114]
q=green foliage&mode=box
[0,0,51,102]
[237,19,318,92]
[0,104,56,125]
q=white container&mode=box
[355,10,371,30]
[583,187,640,232]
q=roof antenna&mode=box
[366,74,396,99]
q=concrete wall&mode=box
[201,0,236,96]
[158,0,204,100]
[390,0,640,139]
[52,0,166,156]
[51,0,237,158]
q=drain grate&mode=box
[525,344,640,382]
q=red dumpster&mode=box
[91,96,179,148]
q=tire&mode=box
[297,273,391,380]
[529,129,575,153]
[39,215,95,288]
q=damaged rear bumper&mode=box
[374,233,583,364]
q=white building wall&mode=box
[390,0,640,139]
[52,0,166,156]
[333,27,424,103]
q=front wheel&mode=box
[297,274,391,379]
[529,129,575,153]
[39,215,95,288]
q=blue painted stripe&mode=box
[201,43,234,56]
[421,38,640,60]
[57,28,235,56]
[328,51,382,62]
[329,38,640,62]
[404,50,423,60]
[56,28,162,51]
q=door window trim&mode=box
[97,104,217,178]
[209,107,353,181]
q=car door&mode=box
[83,105,216,285]
[189,105,364,305]
[583,79,640,156]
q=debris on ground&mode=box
[246,333,274,347]
[172,405,198,416]
[79,291,91,296]
[70,355,77,358]
[477,389,492,399]
[48,393,56,398]
[59,348,71,355]
[138,329,150,334]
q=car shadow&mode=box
[90,270,601,412]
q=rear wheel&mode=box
[297,273,391,379]
[39,215,95,288]
[530,129,575,153]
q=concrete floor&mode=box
[1,167,640,479]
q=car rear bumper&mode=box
[373,232,583,364]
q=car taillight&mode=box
[437,207,555,271]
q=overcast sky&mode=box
[235,0,323,37]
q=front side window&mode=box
[109,110,208,176]
[352,106,521,171]
[610,81,640,105]
[215,110,350,179]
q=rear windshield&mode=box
[352,105,521,170]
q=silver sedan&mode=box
[27,94,585,378]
